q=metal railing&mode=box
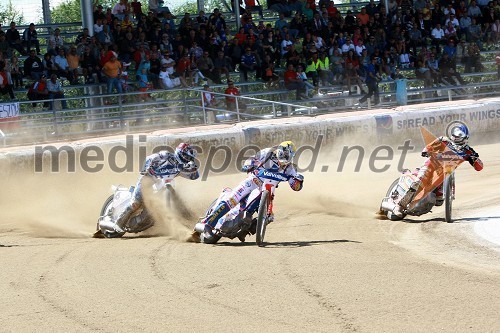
[1,77,499,147]
[0,87,312,146]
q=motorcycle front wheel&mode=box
[444,174,454,223]
[165,185,174,209]
[256,190,270,246]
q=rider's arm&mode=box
[178,161,200,180]
[140,153,160,175]
[179,170,200,180]
[140,151,169,176]
[286,165,304,191]
[241,148,272,173]
[466,147,483,171]
[423,136,447,156]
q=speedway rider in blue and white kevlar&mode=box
[202,141,304,234]
[104,143,199,234]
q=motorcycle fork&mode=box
[265,184,275,216]
[268,195,274,215]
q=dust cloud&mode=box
[0,133,441,240]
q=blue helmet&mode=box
[450,124,469,146]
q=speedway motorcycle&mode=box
[94,176,176,238]
[193,169,286,246]
[379,151,459,222]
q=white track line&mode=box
[474,209,500,246]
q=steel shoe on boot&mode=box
[393,205,404,217]
[203,223,214,236]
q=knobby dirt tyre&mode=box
[445,174,454,223]
[165,185,174,209]
[256,190,269,246]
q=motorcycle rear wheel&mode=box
[444,174,454,223]
[256,190,270,246]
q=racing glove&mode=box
[181,161,197,173]
[293,174,304,182]
[241,164,255,173]
[289,173,304,191]
[421,151,429,158]
[141,166,157,176]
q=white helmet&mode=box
[275,141,296,167]
[450,124,469,146]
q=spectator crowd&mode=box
[0,0,498,106]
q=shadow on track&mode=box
[216,239,362,248]
[118,234,165,239]
[402,215,500,224]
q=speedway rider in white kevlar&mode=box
[201,141,304,235]
[100,143,199,234]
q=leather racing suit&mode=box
[112,151,199,233]
[203,147,304,230]
[412,136,483,205]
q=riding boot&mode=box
[434,184,444,206]
[204,201,231,228]
[398,180,421,210]
[114,205,136,233]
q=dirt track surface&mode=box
[1,143,499,333]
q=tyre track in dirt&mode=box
[35,244,104,332]
[278,253,360,333]
[147,239,306,331]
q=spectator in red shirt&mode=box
[306,0,316,11]
[244,0,264,19]
[27,74,49,107]
[327,1,338,18]
[177,52,193,85]
[356,7,370,26]
[0,62,15,100]
[284,63,307,100]
[133,45,150,69]
[224,80,246,111]
[100,49,116,67]
[234,27,248,45]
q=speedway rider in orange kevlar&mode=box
[394,124,483,217]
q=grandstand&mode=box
[0,0,498,146]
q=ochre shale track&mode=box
[1,144,499,332]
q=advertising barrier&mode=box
[0,99,499,175]
[0,102,20,130]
